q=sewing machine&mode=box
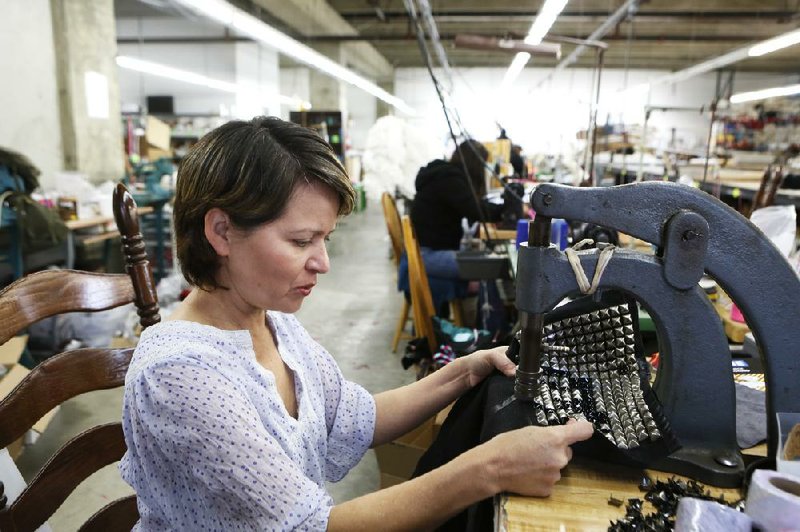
[512,182,800,487]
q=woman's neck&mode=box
[169,287,267,334]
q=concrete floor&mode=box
[17,199,415,529]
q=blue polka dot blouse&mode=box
[119,312,376,530]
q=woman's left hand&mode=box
[459,346,515,389]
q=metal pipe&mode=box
[538,0,638,86]
[515,216,552,402]
[587,49,605,187]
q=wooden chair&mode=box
[381,192,415,352]
[0,183,160,532]
[401,214,467,352]
[401,215,439,356]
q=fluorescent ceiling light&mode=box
[501,0,568,88]
[525,0,568,46]
[116,56,312,109]
[172,0,415,115]
[645,27,800,89]
[749,28,800,57]
[730,83,800,104]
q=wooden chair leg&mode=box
[450,300,465,327]
[392,298,411,352]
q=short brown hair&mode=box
[173,116,356,290]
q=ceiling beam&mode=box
[248,0,393,81]
[294,33,758,43]
[338,10,798,23]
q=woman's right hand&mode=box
[481,419,594,497]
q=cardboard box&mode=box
[145,115,171,151]
[141,115,174,161]
[374,404,452,489]
[0,335,58,460]
[375,417,436,489]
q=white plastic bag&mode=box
[750,205,796,258]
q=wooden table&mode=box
[480,223,518,241]
[496,447,764,531]
[63,206,154,268]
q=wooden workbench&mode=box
[496,451,758,531]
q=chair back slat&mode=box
[0,271,135,345]
[401,215,438,354]
[0,347,133,448]
[381,193,404,266]
[79,495,139,532]
[0,423,127,532]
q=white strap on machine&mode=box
[565,239,616,295]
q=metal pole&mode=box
[587,49,605,186]
[515,216,552,402]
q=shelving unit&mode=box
[289,111,345,160]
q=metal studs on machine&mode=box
[535,304,662,449]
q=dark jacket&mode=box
[410,160,501,250]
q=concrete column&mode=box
[309,44,347,115]
[377,81,395,118]
[0,0,62,189]
[234,42,280,119]
[279,67,311,120]
[51,0,123,184]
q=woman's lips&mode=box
[295,284,315,296]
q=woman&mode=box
[120,117,592,530]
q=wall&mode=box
[52,0,124,184]
[234,43,280,119]
[279,68,311,120]
[395,67,799,158]
[0,0,63,188]
[345,82,377,151]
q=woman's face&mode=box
[219,181,339,314]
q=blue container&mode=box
[515,219,530,249]
[550,218,569,251]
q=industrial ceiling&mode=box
[115,0,800,75]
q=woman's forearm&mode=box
[371,357,470,446]
[328,443,497,532]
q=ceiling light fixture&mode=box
[730,83,800,104]
[116,55,312,110]
[171,0,415,115]
[500,0,568,89]
[749,28,800,57]
[642,26,800,90]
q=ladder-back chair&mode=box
[381,193,415,352]
[0,183,160,531]
[401,215,439,356]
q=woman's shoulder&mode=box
[126,320,252,383]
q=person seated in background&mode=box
[399,140,504,315]
[119,117,593,530]
[510,144,526,179]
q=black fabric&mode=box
[735,383,766,448]
[412,372,501,532]
[411,293,680,531]
[411,160,502,251]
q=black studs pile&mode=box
[607,476,745,531]
[532,303,662,449]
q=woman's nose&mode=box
[307,242,330,274]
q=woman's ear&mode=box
[204,208,232,257]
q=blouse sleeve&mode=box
[122,357,332,530]
[317,352,376,482]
